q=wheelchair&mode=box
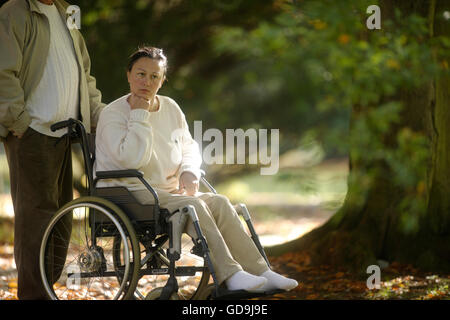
[38,118,283,300]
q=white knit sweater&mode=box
[27,1,79,137]
[94,94,202,193]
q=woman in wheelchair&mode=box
[94,46,298,294]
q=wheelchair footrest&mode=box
[211,287,285,300]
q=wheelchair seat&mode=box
[94,186,160,223]
[93,186,171,238]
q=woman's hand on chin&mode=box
[128,92,151,110]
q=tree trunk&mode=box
[266,0,450,273]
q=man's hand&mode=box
[10,130,23,139]
[177,171,199,196]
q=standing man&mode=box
[0,0,104,299]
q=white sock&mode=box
[258,270,298,291]
[225,271,268,292]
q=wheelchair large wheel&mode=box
[113,233,211,300]
[39,197,141,300]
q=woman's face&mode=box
[127,57,165,100]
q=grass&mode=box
[214,158,348,210]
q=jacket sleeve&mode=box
[78,32,105,130]
[97,108,154,169]
[178,113,202,180]
[0,16,31,137]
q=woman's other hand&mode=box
[178,171,199,196]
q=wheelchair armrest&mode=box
[96,169,143,179]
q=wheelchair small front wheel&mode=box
[39,197,140,300]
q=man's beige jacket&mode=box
[0,0,104,137]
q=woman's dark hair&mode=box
[127,46,168,76]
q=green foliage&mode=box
[74,0,446,159]
[72,1,448,227]
[3,0,446,218]
[207,0,448,232]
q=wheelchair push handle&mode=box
[51,118,93,192]
[50,118,78,132]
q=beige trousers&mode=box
[132,189,269,284]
